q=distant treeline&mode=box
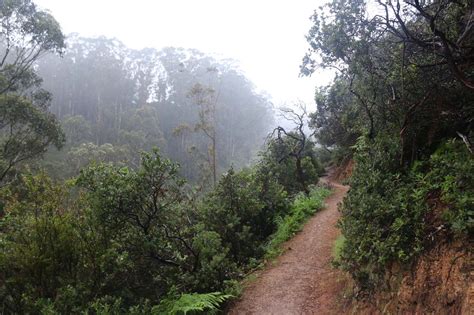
[37,35,275,184]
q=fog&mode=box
[35,0,332,107]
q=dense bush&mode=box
[338,138,473,290]
[0,174,83,314]
[338,136,424,289]
[199,167,289,266]
[302,0,474,295]
[413,141,473,235]
[0,140,328,313]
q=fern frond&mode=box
[155,291,232,315]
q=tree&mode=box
[310,79,360,149]
[0,0,65,184]
[0,173,82,313]
[374,0,474,90]
[302,0,473,164]
[0,94,64,184]
[76,149,200,299]
[0,0,65,94]
[267,104,323,194]
[186,80,219,188]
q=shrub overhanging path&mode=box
[229,178,349,314]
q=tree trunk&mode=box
[296,157,308,194]
[212,135,217,188]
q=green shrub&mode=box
[0,145,326,313]
[199,167,289,267]
[339,135,426,290]
[339,137,473,291]
[260,137,324,195]
[0,174,86,314]
[417,140,474,234]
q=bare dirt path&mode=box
[228,178,349,315]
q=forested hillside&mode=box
[35,35,274,184]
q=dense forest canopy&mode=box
[303,0,473,156]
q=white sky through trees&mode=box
[35,0,331,107]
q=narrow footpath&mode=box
[228,178,349,315]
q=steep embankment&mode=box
[350,232,472,314]
[228,178,349,314]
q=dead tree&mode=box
[271,103,312,194]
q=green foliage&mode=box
[199,167,289,267]
[413,140,474,234]
[261,136,324,195]
[0,1,336,313]
[0,0,65,185]
[265,186,331,260]
[76,149,200,302]
[86,297,125,315]
[304,0,473,160]
[310,80,360,149]
[0,173,82,314]
[332,235,345,264]
[0,141,328,313]
[0,0,65,57]
[37,36,274,183]
[0,2,327,302]
[339,136,426,289]
[338,137,473,290]
[303,0,474,294]
[0,150,197,313]
[156,292,232,315]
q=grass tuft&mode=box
[265,186,332,260]
[332,235,345,264]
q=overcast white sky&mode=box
[35,0,332,107]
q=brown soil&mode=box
[350,238,472,315]
[330,159,354,182]
[347,197,472,315]
[228,177,349,315]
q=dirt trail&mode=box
[228,178,349,315]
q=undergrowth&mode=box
[155,292,233,315]
[155,185,332,314]
[339,138,473,291]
